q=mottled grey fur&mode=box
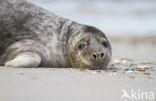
[0,0,111,69]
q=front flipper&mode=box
[4,52,41,68]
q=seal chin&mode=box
[89,65,108,70]
[89,67,103,70]
[77,57,108,70]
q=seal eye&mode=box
[78,43,86,50]
[102,41,108,48]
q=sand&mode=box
[0,67,155,101]
[0,37,155,101]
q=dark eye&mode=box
[102,41,108,48]
[78,43,86,50]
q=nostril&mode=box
[93,54,96,59]
[100,53,104,58]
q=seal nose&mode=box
[92,52,104,59]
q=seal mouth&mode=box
[70,53,110,70]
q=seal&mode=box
[0,0,112,69]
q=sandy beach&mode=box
[0,37,155,101]
[0,0,156,101]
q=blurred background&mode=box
[31,0,156,37]
[30,0,156,62]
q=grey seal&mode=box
[0,0,112,69]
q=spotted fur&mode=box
[0,0,112,69]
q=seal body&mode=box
[0,0,112,69]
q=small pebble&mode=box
[112,70,117,72]
[137,65,149,69]
[109,66,117,69]
[151,69,156,71]
[143,72,151,75]
[122,60,133,66]
[125,68,130,71]
[113,72,117,76]
[113,59,121,64]
[92,70,101,74]
[130,68,135,71]
[109,62,115,66]
[140,61,152,64]
[144,76,153,79]
[128,75,135,79]
[120,58,132,61]
[125,70,133,73]
[137,68,146,72]
[68,68,73,70]
[96,70,101,72]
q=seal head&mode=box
[68,25,112,69]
